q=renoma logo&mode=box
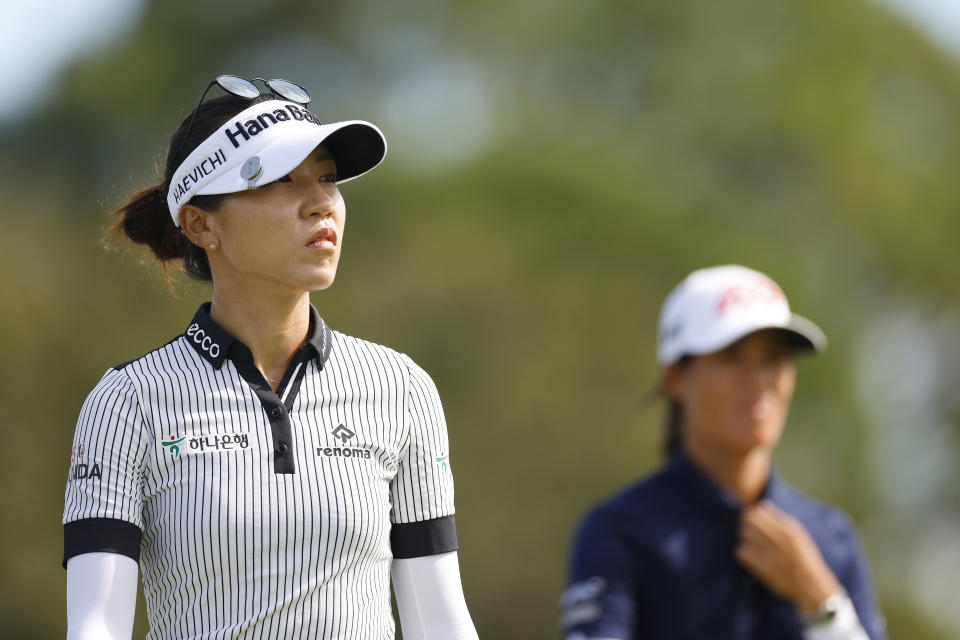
[186,323,221,359]
[317,424,372,460]
[332,424,355,443]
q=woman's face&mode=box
[667,329,797,457]
[198,145,345,294]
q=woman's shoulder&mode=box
[111,335,187,372]
[328,329,433,378]
[78,336,187,410]
[94,334,208,396]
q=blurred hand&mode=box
[735,501,840,614]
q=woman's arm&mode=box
[66,552,138,640]
[391,551,478,640]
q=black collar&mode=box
[183,302,333,371]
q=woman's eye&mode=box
[320,173,337,183]
[276,174,293,183]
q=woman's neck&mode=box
[683,439,772,504]
[208,283,312,388]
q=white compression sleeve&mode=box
[803,592,871,640]
[66,552,138,640]
[391,551,479,640]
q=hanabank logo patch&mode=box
[223,103,322,149]
[316,424,372,460]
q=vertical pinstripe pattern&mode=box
[63,311,456,639]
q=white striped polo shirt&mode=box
[63,303,458,639]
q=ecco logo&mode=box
[186,323,221,358]
[317,424,372,460]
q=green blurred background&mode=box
[2,0,959,637]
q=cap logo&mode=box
[715,279,785,315]
[223,104,322,149]
[170,148,228,206]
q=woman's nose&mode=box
[299,181,339,218]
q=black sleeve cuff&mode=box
[63,518,143,569]
[390,514,459,559]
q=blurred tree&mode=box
[1,0,957,637]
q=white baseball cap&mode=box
[656,265,827,366]
[166,99,386,225]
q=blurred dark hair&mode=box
[106,93,272,282]
[663,355,692,458]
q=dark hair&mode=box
[664,399,684,458]
[662,355,692,458]
[107,93,273,282]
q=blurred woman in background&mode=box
[562,265,886,640]
[63,75,477,640]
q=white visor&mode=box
[656,265,827,366]
[166,99,386,225]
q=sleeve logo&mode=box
[68,444,102,482]
[560,577,607,628]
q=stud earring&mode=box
[207,242,218,251]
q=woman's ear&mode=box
[179,204,218,249]
[663,362,687,402]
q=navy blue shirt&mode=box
[563,454,887,640]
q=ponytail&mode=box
[105,92,272,284]
[664,400,684,458]
[661,355,692,459]
[106,183,214,282]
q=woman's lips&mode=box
[307,229,337,251]
[307,238,336,250]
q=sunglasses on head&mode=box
[170,74,312,170]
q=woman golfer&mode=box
[562,265,886,640]
[63,75,478,640]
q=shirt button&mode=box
[270,407,282,418]
[277,442,288,454]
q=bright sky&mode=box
[1,0,959,125]
[0,0,145,122]
[877,0,960,56]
